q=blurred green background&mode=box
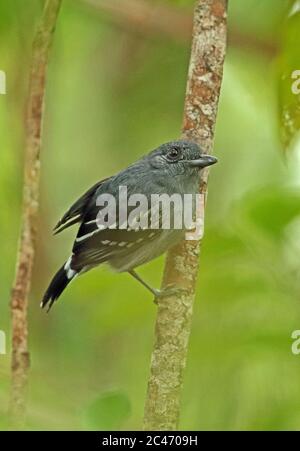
[1,0,300,431]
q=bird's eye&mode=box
[167,147,181,161]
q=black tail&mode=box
[41,260,77,312]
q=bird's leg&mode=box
[128,270,185,304]
[128,270,161,300]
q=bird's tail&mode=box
[41,257,77,312]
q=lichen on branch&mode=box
[143,0,228,432]
[10,0,62,428]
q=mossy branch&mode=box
[9,0,62,428]
[143,0,228,431]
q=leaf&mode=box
[278,0,300,152]
[83,391,131,431]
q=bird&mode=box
[41,140,217,311]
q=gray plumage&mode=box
[42,140,217,311]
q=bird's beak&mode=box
[187,155,218,168]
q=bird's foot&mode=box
[153,285,186,304]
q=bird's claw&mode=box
[153,285,186,304]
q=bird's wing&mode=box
[53,178,110,234]
[71,201,162,270]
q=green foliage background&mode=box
[1,0,300,430]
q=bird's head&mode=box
[148,140,217,174]
[115,140,218,196]
[145,140,217,192]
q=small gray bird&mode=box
[41,140,217,311]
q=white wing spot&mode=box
[64,256,76,279]
[55,214,81,232]
[76,230,98,242]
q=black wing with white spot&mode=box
[53,178,110,234]
[71,202,162,271]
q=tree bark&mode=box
[9,0,62,428]
[143,0,228,431]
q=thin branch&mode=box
[82,0,191,43]
[143,0,228,431]
[82,0,276,57]
[9,0,62,428]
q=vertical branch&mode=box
[10,0,62,427]
[143,0,228,431]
